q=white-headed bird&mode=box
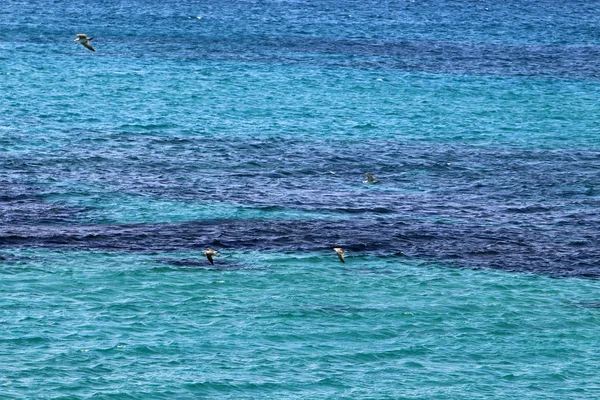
[75,34,95,52]
[203,248,219,265]
[333,247,345,263]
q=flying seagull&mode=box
[74,34,95,52]
[333,247,345,263]
[203,248,219,265]
[363,173,379,184]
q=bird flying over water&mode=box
[333,247,345,263]
[363,173,379,184]
[74,34,95,52]
[203,248,219,265]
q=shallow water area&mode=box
[2,249,600,398]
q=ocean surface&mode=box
[1,0,600,398]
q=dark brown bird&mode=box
[333,247,345,263]
[203,248,219,265]
[363,173,379,184]
[74,34,95,52]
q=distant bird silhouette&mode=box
[333,247,345,263]
[74,34,95,52]
[203,248,219,265]
[363,173,379,184]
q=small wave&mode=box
[333,207,395,214]
[118,123,176,131]
[505,205,552,214]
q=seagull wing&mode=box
[81,41,95,52]
[205,252,214,265]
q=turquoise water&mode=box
[2,0,600,397]
[3,249,600,398]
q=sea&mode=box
[1,0,599,398]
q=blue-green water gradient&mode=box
[1,0,600,397]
